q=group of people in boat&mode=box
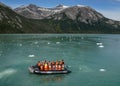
[36,60,65,71]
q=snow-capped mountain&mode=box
[14,4,70,19]
[14,4,104,23]
[1,2,120,33]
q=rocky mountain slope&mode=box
[0,2,55,33]
[14,4,69,19]
[0,2,120,33]
[43,5,120,33]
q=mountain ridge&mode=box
[0,2,120,34]
[14,4,93,19]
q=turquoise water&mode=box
[0,34,120,86]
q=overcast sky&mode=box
[1,0,120,21]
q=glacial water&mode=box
[0,34,120,86]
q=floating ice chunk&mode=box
[28,55,35,58]
[56,42,60,44]
[96,42,104,48]
[34,42,38,44]
[47,42,50,45]
[19,44,22,46]
[96,43,102,45]
[99,45,104,48]
[99,68,106,72]
[0,69,17,79]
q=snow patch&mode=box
[61,5,69,8]
[76,4,86,7]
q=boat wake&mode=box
[79,65,93,72]
[0,68,17,79]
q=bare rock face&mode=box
[14,4,69,19]
[0,3,23,30]
[49,5,104,24]
[14,4,104,24]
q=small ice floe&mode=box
[96,42,102,45]
[0,69,17,79]
[96,42,104,48]
[99,68,106,72]
[19,44,22,46]
[56,42,60,44]
[47,42,50,45]
[28,55,35,58]
[99,45,104,48]
[34,42,38,44]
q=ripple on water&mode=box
[79,65,93,72]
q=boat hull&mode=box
[28,66,71,75]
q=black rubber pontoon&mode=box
[28,66,71,74]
